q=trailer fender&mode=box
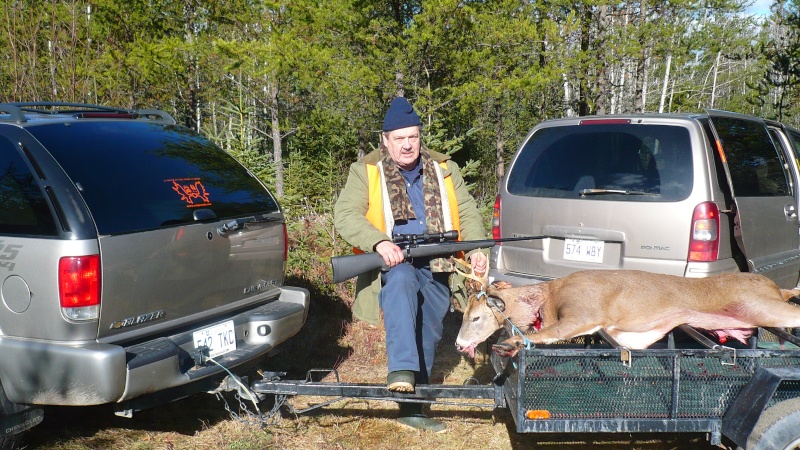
[722,366,800,449]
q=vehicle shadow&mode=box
[27,394,234,446]
[259,274,356,379]
[26,274,355,448]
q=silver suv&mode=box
[0,103,309,447]
[491,110,800,290]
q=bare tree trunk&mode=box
[634,53,646,112]
[84,4,93,102]
[395,70,405,98]
[659,53,672,113]
[357,129,367,160]
[710,50,721,108]
[609,65,617,114]
[595,5,610,115]
[669,76,676,112]
[578,4,591,116]
[633,0,647,113]
[184,0,199,130]
[642,53,649,111]
[563,72,574,117]
[618,61,628,113]
[48,38,56,99]
[495,104,505,186]
[617,7,630,113]
[269,82,284,197]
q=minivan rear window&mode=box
[28,122,279,235]
[507,124,693,202]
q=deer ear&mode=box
[487,296,505,312]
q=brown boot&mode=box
[387,370,414,393]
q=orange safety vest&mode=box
[354,162,461,253]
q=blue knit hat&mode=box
[382,97,421,132]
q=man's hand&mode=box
[375,240,405,268]
[470,251,488,276]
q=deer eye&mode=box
[472,316,480,323]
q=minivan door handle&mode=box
[785,204,797,220]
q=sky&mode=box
[748,0,773,16]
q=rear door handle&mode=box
[785,204,797,220]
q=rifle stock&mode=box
[331,236,544,284]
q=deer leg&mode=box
[528,319,603,345]
[737,300,800,328]
[492,335,525,358]
[491,319,603,357]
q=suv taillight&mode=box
[59,255,101,320]
[688,202,719,262]
[492,195,502,240]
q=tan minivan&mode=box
[490,110,800,290]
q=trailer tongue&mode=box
[252,369,504,414]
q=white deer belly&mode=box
[608,330,667,349]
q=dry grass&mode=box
[24,278,725,450]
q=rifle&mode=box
[331,231,545,283]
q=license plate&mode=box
[193,320,236,358]
[563,238,605,263]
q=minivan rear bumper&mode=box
[490,241,745,287]
[0,286,310,406]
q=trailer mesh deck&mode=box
[520,352,800,419]
[484,327,800,445]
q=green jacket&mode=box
[333,148,488,325]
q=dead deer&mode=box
[455,270,800,358]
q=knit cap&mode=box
[382,97,421,132]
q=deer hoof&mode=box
[492,342,520,358]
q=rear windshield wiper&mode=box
[217,214,281,236]
[579,188,659,197]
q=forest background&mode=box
[4,0,800,288]
[7,2,800,447]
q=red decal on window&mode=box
[166,178,212,207]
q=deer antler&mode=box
[454,258,488,291]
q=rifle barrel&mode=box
[330,236,544,284]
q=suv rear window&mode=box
[28,122,278,235]
[507,124,693,202]
[0,135,58,236]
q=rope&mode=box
[208,356,262,415]
[207,356,293,427]
[476,291,533,350]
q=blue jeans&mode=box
[379,263,450,384]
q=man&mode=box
[334,97,488,432]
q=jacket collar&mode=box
[362,147,450,168]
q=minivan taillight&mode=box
[688,202,719,262]
[492,195,502,240]
[59,255,101,320]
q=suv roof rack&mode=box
[0,102,176,125]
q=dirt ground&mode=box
[22,286,730,450]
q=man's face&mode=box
[382,126,421,171]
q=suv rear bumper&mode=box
[0,286,310,406]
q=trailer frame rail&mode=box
[250,368,506,415]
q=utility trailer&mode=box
[250,325,800,450]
